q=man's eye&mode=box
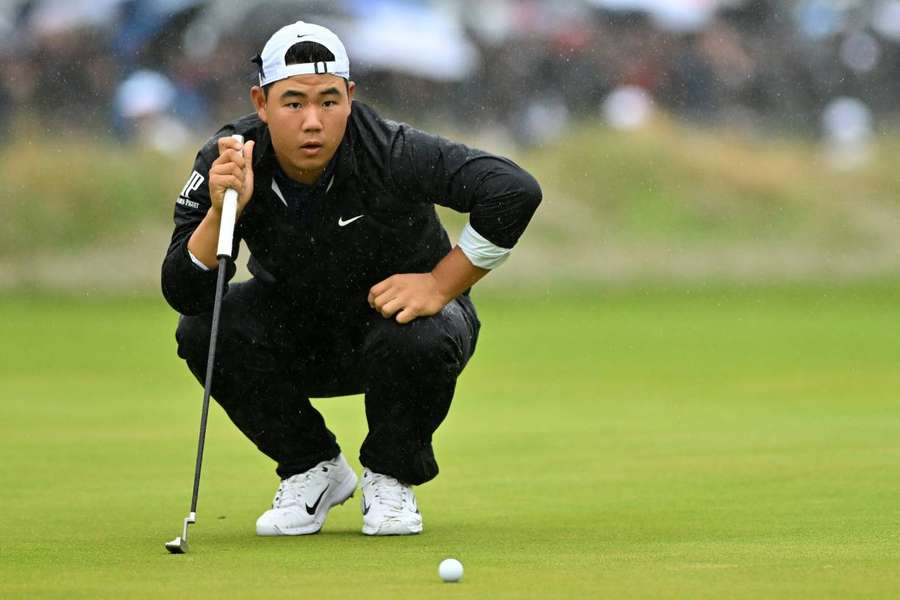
[287,103,302,109]
[323,100,336,107]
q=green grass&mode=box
[525,122,900,243]
[2,286,900,598]
[5,123,900,258]
[0,136,188,256]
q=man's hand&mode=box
[187,136,256,269]
[209,136,256,219]
[368,273,451,324]
[368,247,490,324]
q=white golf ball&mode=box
[439,558,463,582]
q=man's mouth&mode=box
[300,141,323,156]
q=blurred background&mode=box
[2,0,900,291]
[4,4,900,594]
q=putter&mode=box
[166,134,244,554]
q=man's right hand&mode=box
[187,136,256,269]
[209,136,256,218]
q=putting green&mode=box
[2,285,899,598]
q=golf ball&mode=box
[439,558,463,582]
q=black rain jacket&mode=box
[161,101,541,321]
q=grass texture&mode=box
[2,285,899,597]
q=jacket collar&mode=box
[335,105,359,181]
[253,124,275,171]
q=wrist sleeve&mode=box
[458,222,511,269]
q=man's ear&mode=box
[251,86,268,123]
[347,80,356,102]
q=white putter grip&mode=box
[216,134,245,258]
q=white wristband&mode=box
[458,223,511,270]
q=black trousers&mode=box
[175,278,480,485]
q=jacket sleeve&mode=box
[161,141,239,315]
[387,124,542,252]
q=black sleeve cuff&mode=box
[161,239,235,315]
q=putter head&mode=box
[165,512,196,554]
[165,536,188,554]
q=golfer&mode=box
[162,21,541,536]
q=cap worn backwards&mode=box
[254,21,350,87]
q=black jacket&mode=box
[161,101,541,319]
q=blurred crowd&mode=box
[2,0,899,159]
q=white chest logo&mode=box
[338,215,365,227]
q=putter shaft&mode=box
[166,257,228,554]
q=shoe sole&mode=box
[257,469,359,536]
[361,520,423,536]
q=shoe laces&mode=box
[272,464,330,509]
[367,472,411,516]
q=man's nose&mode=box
[302,106,323,131]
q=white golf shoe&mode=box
[360,468,423,536]
[255,453,357,536]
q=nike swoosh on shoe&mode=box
[305,486,329,515]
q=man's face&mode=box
[252,74,355,183]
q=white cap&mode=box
[255,21,350,86]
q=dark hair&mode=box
[254,41,349,97]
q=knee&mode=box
[366,317,462,374]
